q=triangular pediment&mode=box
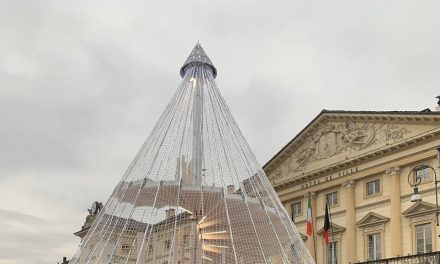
[299,232,308,241]
[265,111,440,185]
[317,223,346,235]
[357,212,390,228]
[402,201,437,217]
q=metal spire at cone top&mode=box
[180,42,217,78]
[69,44,314,264]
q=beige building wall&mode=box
[74,211,196,264]
[264,110,440,263]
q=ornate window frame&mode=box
[402,201,437,254]
[357,212,389,261]
[364,231,383,260]
[317,223,345,264]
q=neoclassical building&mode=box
[264,106,440,263]
[73,205,199,264]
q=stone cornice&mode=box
[401,187,437,202]
[293,211,347,225]
[317,209,346,220]
[272,130,440,191]
[264,112,440,176]
[355,199,391,212]
[299,232,308,241]
[73,227,90,237]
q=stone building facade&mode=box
[264,108,440,263]
[73,208,197,264]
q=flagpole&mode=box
[311,205,317,262]
[306,192,317,262]
[327,200,336,264]
[327,202,335,247]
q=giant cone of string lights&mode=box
[70,43,315,264]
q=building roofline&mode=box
[263,109,440,170]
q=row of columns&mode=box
[303,166,402,263]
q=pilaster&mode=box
[342,179,356,264]
[386,166,402,256]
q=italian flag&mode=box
[306,192,313,236]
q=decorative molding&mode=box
[282,121,411,172]
[357,212,390,228]
[355,199,391,212]
[294,219,307,225]
[342,179,355,188]
[401,187,436,202]
[410,214,434,223]
[386,166,400,175]
[317,210,346,220]
[270,128,440,190]
[303,192,317,199]
[264,112,440,175]
[402,201,437,217]
[299,232,308,241]
[317,223,346,235]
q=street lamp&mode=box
[407,146,440,227]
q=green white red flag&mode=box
[306,192,312,236]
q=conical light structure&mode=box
[70,44,314,264]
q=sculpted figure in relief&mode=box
[297,137,317,168]
[268,121,412,182]
[340,121,376,151]
[290,121,410,170]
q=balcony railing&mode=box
[358,252,440,264]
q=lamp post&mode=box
[407,146,440,228]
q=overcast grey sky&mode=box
[1,1,439,263]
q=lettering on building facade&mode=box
[300,167,359,189]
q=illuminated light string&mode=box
[69,43,314,264]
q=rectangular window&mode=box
[121,244,130,253]
[367,233,382,260]
[416,224,432,254]
[165,240,171,250]
[291,201,302,222]
[326,191,338,207]
[183,235,190,245]
[366,179,380,196]
[327,241,338,264]
[415,167,431,184]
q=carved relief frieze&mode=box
[284,121,411,172]
[385,124,411,142]
[267,119,414,183]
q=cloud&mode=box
[0,209,75,263]
[1,0,440,263]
